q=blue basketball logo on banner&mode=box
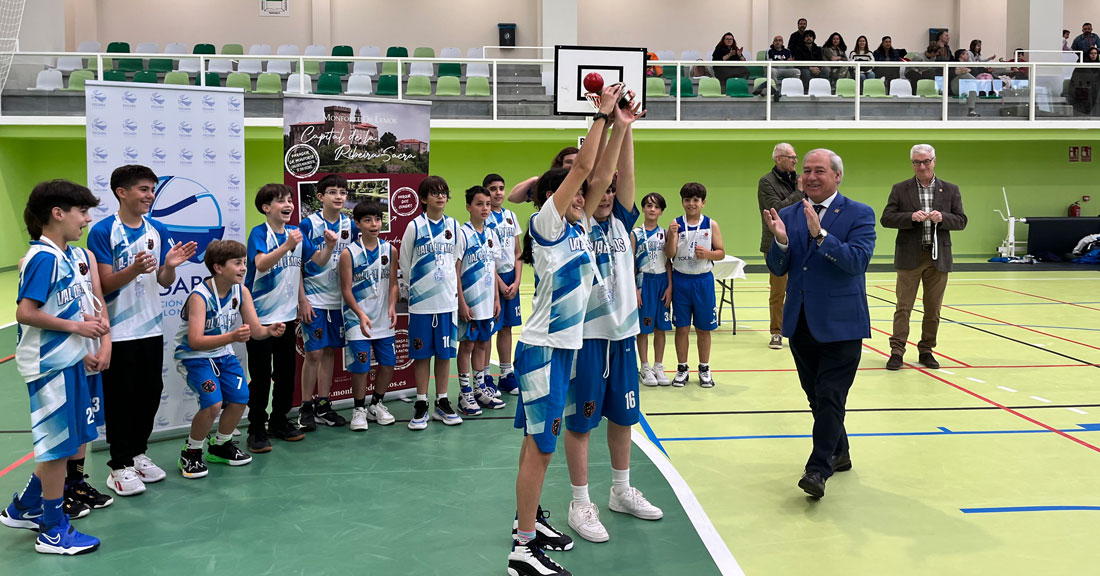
[178,121,192,136]
[152,119,166,134]
[124,146,140,160]
[90,89,107,105]
[203,95,216,109]
[122,91,137,106]
[152,175,225,263]
[150,92,165,106]
[178,94,192,109]
[228,96,242,110]
[203,148,217,162]
[91,117,108,135]
[179,148,193,162]
[152,147,167,161]
[202,121,216,136]
[123,118,138,134]
[92,147,108,161]
[228,122,243,137]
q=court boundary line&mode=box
[0,452,34,479]
[978,284,1100,313]
[631,427,745,576]
[645,403,1100,417]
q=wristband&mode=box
[593,112,611,123]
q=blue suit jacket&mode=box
[765,193,876,343]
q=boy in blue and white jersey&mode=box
[339,201,399,431]
[399,176,462,430]
[174,240,285,479]
[244,184,335,453]
[298,174,353,431]
[506,86,626,576]
[483,173,523,396]
[665,182,726,388]
[632,193,673,387]
[455,186,505,417]
[2,180,108,555]
[87,165,196,497]
[562,119,663,546]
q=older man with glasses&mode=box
[757,143,804,349]
[880,144,968,371]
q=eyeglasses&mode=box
[778,155,797,161]
[428,190,450,198]
[911,158,934,166]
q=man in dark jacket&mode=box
[758,143,804,350]
[791,30,826,87]
[880,144,967,370]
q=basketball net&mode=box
[584,82,643,115]
[0,0,26,98]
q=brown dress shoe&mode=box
[918,352,940,369]
[885,354,903,370]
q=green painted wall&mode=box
[1,125,1097,269]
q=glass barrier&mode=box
[2,51,1098,123]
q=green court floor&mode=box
[1,268,1098,575]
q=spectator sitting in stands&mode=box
[1068,46,1100,116]
[646,51,662,77]
[766,34,800,84]
[904,43,942,89]
[966,39,996,76]
[789,18,808,53]
[1071,23,1100,56]
[791,29,826,87]
[711,32,749,88]
[873,36,904,84]
[934,30,953,61]
[949,49,977,97]
[999,48,1029,79]
[822,32,851,82]
[849,35,876,82]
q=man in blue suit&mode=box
[763,148,876,499]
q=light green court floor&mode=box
[1,268,1098,575]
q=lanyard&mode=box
[112,215,150,261]
[683,217,703,255]
[38,237,103,316]
[360,238,383,296]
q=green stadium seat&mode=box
[698,77,723,97]
[381,61,400,77]
[864,78,891,98]
[376,74,398,95]
[316,72,343,95]
[753,77,775,92]
[226,72,252,92]
[386,46,408,58]
[835,78,857,97]
[196,71,220,87]
[438,63,461,77]
[464,76,490,96]
[62,70,94,91]
[164,71,189,85]
[326,45,353,76]
[132,70,158,83]
[254,72,282,93]
[646,76,668,97]
[148,57,173,73]
[103,69,127,82]
[916,79,940,98]
[193,43,216,55]
[435,76,460,96]
[221,44,244,55]
[671,76,696,97]
[725,77,752,97]
[108,41,143,72]
[406,75,432,96]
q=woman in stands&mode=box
[711,32,749,90]
[1069,47,1100,116]
[873,35,904,84]
[849,35,876,82]
[822,32,850,83]
[966,39,996,76]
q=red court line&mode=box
[0,354,13,365]
[0,452,34,479]
[978,284,1100,313]
[873,285,1100,353]
[861,342,1100,455]
[704,363,1088,374]
[868,326,972,367]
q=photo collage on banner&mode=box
[85,81,247,437]
[283,95,431,403]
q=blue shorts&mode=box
[408,312,457,360]
[494,269,523,330]
[344,336,397,374]
[566,338,640,433]
[639,272,672,334]
[86,372,105,427]
[27,363,99,462]
[302,308,345,352]
[179,355,249,409]
[459,318,495,342]
[513,343,574,454]
[671,270,719,330]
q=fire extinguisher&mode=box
[1068,201,1082,217]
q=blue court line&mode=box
[638,414,669,459]
[658,423,1100,442]
[961,506,1100,514]
[734,317,1100,333]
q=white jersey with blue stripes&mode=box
[519,200,595,350]
[456,222,499,321]
[247,223,305,324]
[632,224,668,282]
[582,201,640,341]
[486,208,522,274]
[89,214,168,342]
[671,215,714,275]
[399,213,459,314]
[16,240,93,383]
[173,280,241,360]
[302,212,354,309]
[344,239,395,341]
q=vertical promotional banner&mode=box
[85,81,247,436]
[282,95,430,403]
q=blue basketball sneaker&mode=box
[1,494,42,531]
[482,374,500,398]
[35,515,100,555]
[476,383,506,410]
[458,385,483,416]
[497,372,519,396]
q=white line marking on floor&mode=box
[967,377,985,383]
[998,386,1017,393]
[1029,396,1052,403]
[1034,343,1046,348]
[938,369,955,375]
[737,324,751,329]
[0,321,14,330]
[632,428,745,576]
[1067,408,1088,415]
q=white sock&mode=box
[612,468,630,496]
[571,483,590,506]
[458,373,470,389]
[500,362,513,376]
[641,362,651,371]
[436,393,448,401]
[473,369,485,385]
[187,436,204,450]
[416,393,428,402]
[214,432,232,445]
